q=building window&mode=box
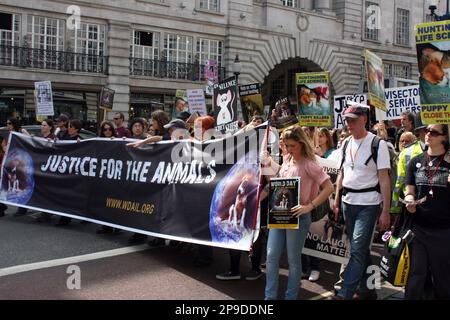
[69,23,106,72]
[280,0,299,8]
[196,38,222,65]
[0,12,20,66]
[131,30,160,59]
[384,62,411,79]
[199,0,220,12]
[396,8,410,46]
[27,15,65,51]
[163,34,192,63]
[364,2,380,41]
[130,30,160,77]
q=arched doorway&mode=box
[262,57,325,107]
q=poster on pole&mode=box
[99,87,115,109]
[239,83,264,124]
[213,76,239,134]
[365,49,387,112]
[187,89,207,116]
[205,59,219,96]
[375,86,421,121]
[333,94,367,129]
[270,97,299,130]
[297,72,332,127]
[34,81,54,116]
[416,20,450,124]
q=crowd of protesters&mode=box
[0,102,448,300]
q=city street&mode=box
[0,206,402,300]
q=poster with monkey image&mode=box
[365,50,387,112]
[296,72,332,127]
[268,177,300,229]
[416,20,450,124]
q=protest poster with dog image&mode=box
[213,76,239,134]
[365,49,387,112]
[268,177,300,229]
[416,20,450,124]
[270,97,299,130]
[239,83,264,124]
[297,72,332,127]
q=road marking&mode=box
[308,290,335,300]
[0,245,150,277]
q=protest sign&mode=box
[213,76,239,134]
[416,20,450,124]
[375,86,421,121]
[34,81,54,116]
[0,128,268,251]
[365,49,387,112]
[334,94,367,129]
[187,89,207,116]
[297,72,332,127]
[239,83,264,124]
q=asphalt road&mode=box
[0,206,402,300]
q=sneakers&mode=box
[245,270,263,281]
[308,270,320,282]
[216,271,242,281]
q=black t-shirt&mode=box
[406,151,450,229]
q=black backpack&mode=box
[339,135,382,170]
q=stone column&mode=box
[106,21,131,121]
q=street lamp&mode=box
[429,0,450,21]
[233,54,242,84]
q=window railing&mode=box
[129,57,226,82]
[0,44,108,74]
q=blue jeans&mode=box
[338,202,380,299]
[265,214,311,300]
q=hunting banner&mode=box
[365,50,387,112]
[296,72,332,127]
[416,20,450,124]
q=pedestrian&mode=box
[404,124,450,300]
[261,126,334,300]
[332,104,391,300]
[113,112,131,138]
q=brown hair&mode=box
[281,125,316,161]
[317,127,334,150]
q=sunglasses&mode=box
[425,128,446,137]
[113,118,120,120]
[6,122,12,125]
[103,127,112,131]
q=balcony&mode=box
[129,57,226,82]
[0,44,108,74]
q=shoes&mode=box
[245,270,264,281]
[216,271,242,281]
[55,217,71,226]
[32,212,51,222]
[308,270,320,282]
[353,290,378,300]
[147,238,166,247]
[127,233,147,245]
[13,208,27,216]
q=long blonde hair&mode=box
[281,125,317,161]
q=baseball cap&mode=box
[55,114,69,122]
[343,102,369,119]
[164,119,187,130]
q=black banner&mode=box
[0,129,267,250]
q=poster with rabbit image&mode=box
[416,20,450,124]
[297,72,332,127]
[365,50,387,112]
[213,76,239,134]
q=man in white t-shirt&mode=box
[331,103,391,300]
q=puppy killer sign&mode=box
[213,76,239,134]
[416,21,450,124]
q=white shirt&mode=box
[342,132,390,205]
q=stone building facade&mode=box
[0,0,427,125]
